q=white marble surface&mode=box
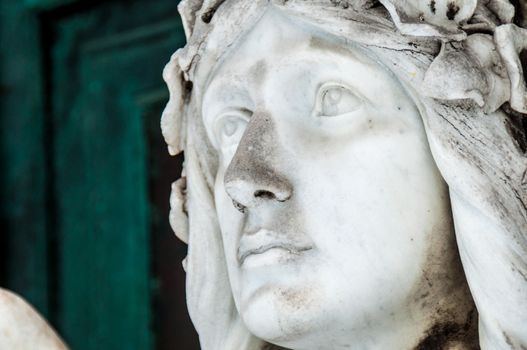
[163,0,527,349]
[202,10,475,349]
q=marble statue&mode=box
[161,0,527,349]
[1,1,526,349]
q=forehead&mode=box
[202,9,376,103]
[212,9,315,77]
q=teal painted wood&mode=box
[24,0,78,10]
[47,1,185,349]
[0,0,50,318]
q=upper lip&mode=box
[237,228,313,265]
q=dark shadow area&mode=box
[38,10,59,327]
[511,0,526,27]
[0,135,7,287]
[146,101,199,349]
[0,216,8,287]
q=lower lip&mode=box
[241,247,309,268]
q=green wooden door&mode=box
[1,0,197,348]
[45,1,193,349]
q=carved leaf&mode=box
[495,24,527,114]
[423,34,510,112]
[379,0,478,40]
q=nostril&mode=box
[232,199,246,213]
[254,190,276,200]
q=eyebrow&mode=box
[308,35,374,67]
[202,80,253,123]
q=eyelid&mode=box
[202,84,254,146]
[314,82,363,118]
[210,108,252,149]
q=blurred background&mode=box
[0,0,200,348]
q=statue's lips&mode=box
[237,229,313,265]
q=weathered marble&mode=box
[2,1,526,349]
[162,1,527,349]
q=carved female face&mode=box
[202,9,459,350]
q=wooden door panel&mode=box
[46,1,197,348]
[0,0,50,317]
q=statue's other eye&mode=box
[315,84,362,117]
[213,110,250,149]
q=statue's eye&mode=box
[214,111,249,149]
[315,84,362,117]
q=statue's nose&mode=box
[223,112,292,212]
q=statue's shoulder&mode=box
[0,288,68,350]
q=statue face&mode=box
[202,9,454,349]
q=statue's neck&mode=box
[264,306,479,350]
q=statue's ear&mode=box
[0,288,68,350]
[161,50,188,156]
[178,0,225,38]
[178,0,205,39]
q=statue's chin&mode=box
[239,285,326,349]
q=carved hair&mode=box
[162,1,527,349]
